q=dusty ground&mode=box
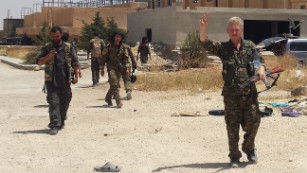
[0,60,307,173]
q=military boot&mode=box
[126,90,132,100]
[105,98,113,106]
[49,127,59,135]
[105,92,113,106]
[247,149,258,163]
[230,158,240,168]
[116,101,123,108]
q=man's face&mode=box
[51,31,62,44]
[114,34,122,45]
[227,23,242,43]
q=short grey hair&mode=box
[228,16,244,29]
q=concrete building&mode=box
[3,19,24,37]
[16,2,148,37]
[128,0,307,47]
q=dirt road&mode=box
[0,60,306,173]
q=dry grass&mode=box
[134,54,307,92]
[263,53,299,70]
[0,46,38,61]
[263,54,307,90]
[177,53,210,69]
[134,66,223,91]
[5,46,38,60]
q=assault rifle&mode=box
[238,66,284,93]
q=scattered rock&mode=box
[33,66,40,71]
[171,111,203,117]
[155,127,162,133]
[291,86,307,96]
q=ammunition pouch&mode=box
[222,61,236,86]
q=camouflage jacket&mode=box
[201,39,264,95]
[36,41,79,85]
[101,43,137,70]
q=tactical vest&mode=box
[220,40,256,87]
[106,43,131,69]
[44,42,74,83]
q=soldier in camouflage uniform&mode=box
[137,37,151,64]
[36,26,81,135]
[100,31,137,108]
[88,32,105,87]
[199,16,266,167]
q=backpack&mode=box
[92,39,102,58]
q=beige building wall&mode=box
[231,0,245,7]
[218,0,230,7]
[266,0,289,8]
[16,2,148,36]
[248,0,264,8]
[291,0,307,9]
[183,0,301,8]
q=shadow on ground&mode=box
[34,105,49,108]
[86,105,120,109]
[152,162,251,172]
[97,97,128,101]
[13,129,50,135]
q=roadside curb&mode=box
[0,56,40,70]
[0,56,90,70]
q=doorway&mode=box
[146,28,152,42]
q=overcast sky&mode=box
[0,0,42,30]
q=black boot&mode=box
[247,149,258,163]
[230,158,240,168]
[49,127,59,135]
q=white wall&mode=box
[128,6,307,46]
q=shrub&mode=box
[178,30,209,69]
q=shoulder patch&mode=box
[243,40,254,48]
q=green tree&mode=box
[178,30,209,69]
[79,12,106,50]
[31,22,51,46]
[79,12,128,50]
[106,17,127,42]
[24,22,51,64]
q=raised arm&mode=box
[199,14,208,43]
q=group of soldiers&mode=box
[87,32,151,108]
[36,14,265,168]
[36,26,151,135]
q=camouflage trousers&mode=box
[140,55,149,64]
[105,68,131,104]
[223,92,261,160]
[45,82,72,128]
[91,58,100,85]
